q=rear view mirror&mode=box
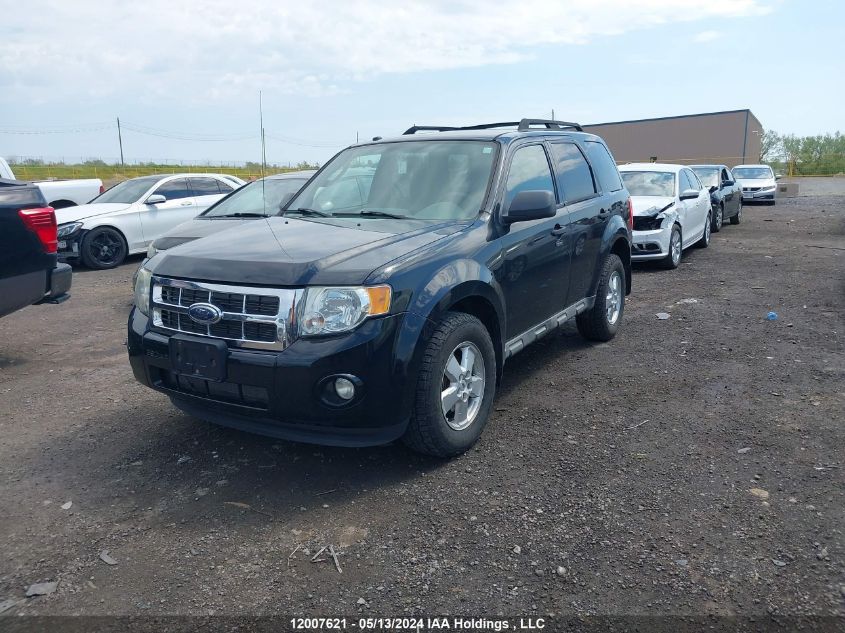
[503,190,556,224]
[146,194,166,205]
[679,189,699,200]
[278,192,295,211]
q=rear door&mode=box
[189,176,234,213]
[723,167,740,215]
[139,177,196,245]
[496,143,571,338]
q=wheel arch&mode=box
[49,199,77,209]
[609,236,632,296]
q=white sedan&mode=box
[55,173,244,269]
[619,163,712,269]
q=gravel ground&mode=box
[0,196,843,626]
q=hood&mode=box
[55,203,132,224]
[629,196,676,217]
[154,217,251,250]
[149,216,460,286]
[735,178,776,188]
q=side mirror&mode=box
[722,179,734,187]
[145,194,166,205]
[503,190,556,224]
[709,185,718,193]
[679,188,700,200]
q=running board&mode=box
[504,298,594,359]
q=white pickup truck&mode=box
[0,157,103,209]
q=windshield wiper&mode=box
[354,210,409,219]
[284,207,332,217]
[208,212,268,218]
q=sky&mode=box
[0,0,842,166]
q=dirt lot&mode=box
[1,196,843,626]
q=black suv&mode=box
[128,119,632,457]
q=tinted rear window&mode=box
[549,142,596,203]
[583,141,623,192]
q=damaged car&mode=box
[619,163,711,269]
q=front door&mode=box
[139,177,197,245]
[495,143,571,339]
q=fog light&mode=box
[334,377,355,400]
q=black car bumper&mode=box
[0,262,72,318]
[127,309,428,447]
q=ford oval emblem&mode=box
[187,302,223,325]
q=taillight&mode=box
[18,207,58,254]
[626,197,634,232]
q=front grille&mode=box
[633,216,663,231]
[150,277,302,350]
[743,187,761,192]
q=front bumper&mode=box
[128,308,427,447]
[631,225,672,261]
[57,230,83,261]
[742,188,776,201]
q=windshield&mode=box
[691,168,720,188]
[92,176,160,204]
[287,140,497,221]
[733,166,773,179]
[621,171,675,197]
[201,177,308,217]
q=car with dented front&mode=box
[619,163,712,269]
[129,120,632,457]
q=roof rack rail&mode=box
[403,125,460,135]
[403,119,583,135]
[517,118,583,131]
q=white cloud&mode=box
[0,0,771,102]
[694,30,724,42]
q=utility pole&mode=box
[551,109,555,120]
[116,117,125,167]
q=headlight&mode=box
[134,267,152,316]
[146,243,158,259]
[57,222,83,238]
[299,285,391,336]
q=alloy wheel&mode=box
[441,342,485,431]
[671,230,682,266]
[606,270,622,325]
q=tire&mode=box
[697,212,711,248]
[402,312,496,457]
[661,225,682,269]
[80,227,128,269]
[730,203,743,225]
[712,204,723,233]
[576,253,625,342]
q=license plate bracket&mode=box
[169,335,228,382]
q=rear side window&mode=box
[549,143,596,203]
[504,145,555,208]
[583,141,623,193]
[189,177,225,196]
[154,178,192,201]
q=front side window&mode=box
[685,169,702,189]
[679,170,694,192]
[583,141,623,192]
[620,171,675,197]
[549,142,596,203]
[504,144,555,208]
[202,178,308,217]
[154,178,192,201]
[733,166,773,179]
[93,176,160,204]
[287,141,497,221]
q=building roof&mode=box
[584,109,759,128]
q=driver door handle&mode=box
[179,201,193,206]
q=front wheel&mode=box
[576,253,625,342]
[661,225,682,269]
[403,312,496,457]
[712,204,723,233]
[80,227,128,269]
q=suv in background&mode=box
[0,179,71,318]
[129,119,632,457]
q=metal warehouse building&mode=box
[583,109,763,167]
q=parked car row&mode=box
[0,157,104,209]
